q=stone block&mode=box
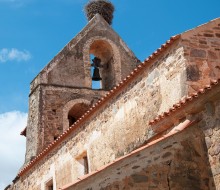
[208,50,218,59]
[190,49,206,58]
[186,65,200,81]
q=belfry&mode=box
[24,0,139,163]
[5,1,220,189]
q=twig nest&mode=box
[84,0,115,25]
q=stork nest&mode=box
[84,0,115,25]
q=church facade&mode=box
[5,1,220,190]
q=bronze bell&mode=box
[92,67,102,81]
[92,57,102,81]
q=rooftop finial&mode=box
[84,0,115,25]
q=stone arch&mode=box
[83,37,121,90]
[63,99,91,131]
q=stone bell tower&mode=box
[24,0,140,163]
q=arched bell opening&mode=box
[89,40,116,90]
[68,103,90,127]
[63,99,91,131]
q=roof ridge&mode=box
[17,35,181,177]
[143,35,180,63]
[149,78,220,125]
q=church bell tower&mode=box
[24,0,140,163]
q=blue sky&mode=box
[0,0,219,188]
[0,0,220,113]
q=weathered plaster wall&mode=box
[10,39,190,190]
[199,99,220,189]
[30,15,138,91]
[40,86,107,149]
[181,18,220,93]
[26,85,106,161]
[65,125,214,190]
[11,117,218,190]
[10,17,220,190]
[25,86,42,162]
[25,14,139,163]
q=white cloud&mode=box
[0,48,31,63]
[0,111,27,189]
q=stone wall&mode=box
[181,18,220,93]
[25,86,41,162]
[30,14,138,91]
[9,39,191,190]
[199,99,220,188]
[25,14,139,163]
[64,125,214,190]
[9,18,220,190]
[26,85,107,162]
[40,86,107,149]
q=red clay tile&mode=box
[17,35,182,177]
[149,78,220,126]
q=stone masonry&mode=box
[181,18,220,92]
[9,83,220,189]
[5,8,220,190]
[25,14,139,163]
[63,125,215,190]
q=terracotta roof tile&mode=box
[59,119,195,190]
[18,35,220,179]
[149,78,220,126]
[17,35,181,177]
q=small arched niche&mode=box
[63,99,91,131]
[68,103,89,126]
[86,39,121,90]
